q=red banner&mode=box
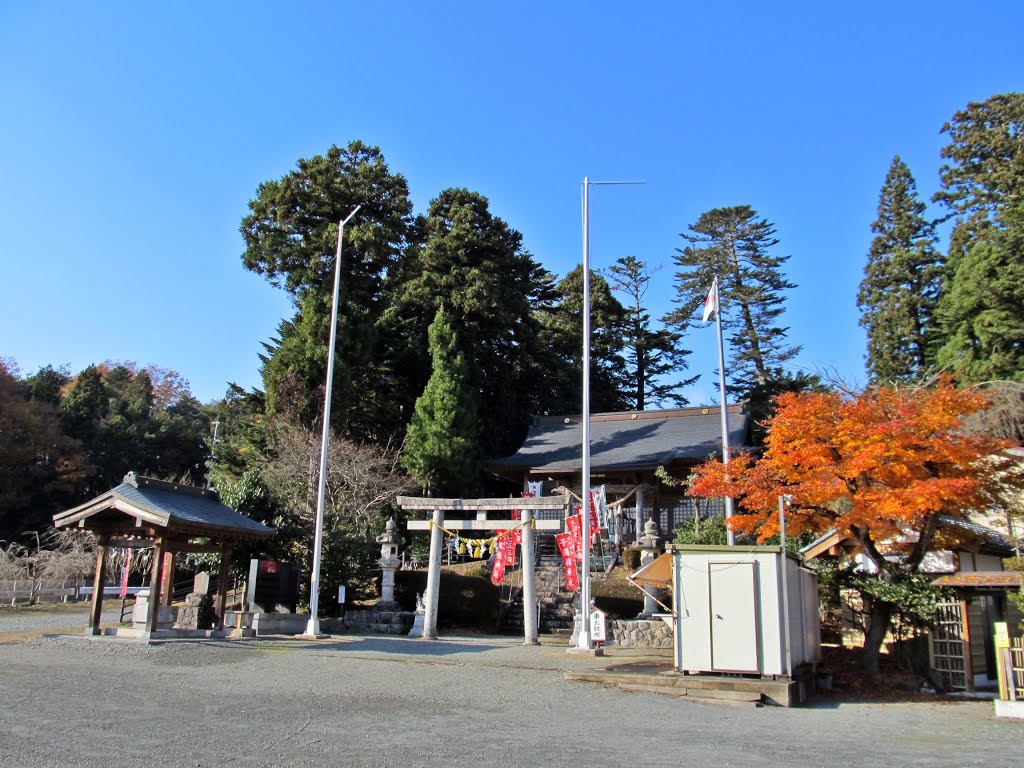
[566,512,584,560]
[588,494,600,531]
[491,536,507,585]
[555,533,579,591]
[501,530,517,566]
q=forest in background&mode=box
[3,92,1023,602]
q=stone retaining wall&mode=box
[607,619,673,649]
[326,609,415,635]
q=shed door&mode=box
[709,562,758,673]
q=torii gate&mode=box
[396,496,568,643]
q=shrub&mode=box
[622,547,642,571]
[394,569,500,628]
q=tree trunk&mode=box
[862,598,894,678]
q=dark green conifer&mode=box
[857,156,943,383]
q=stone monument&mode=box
[174,571,215,630]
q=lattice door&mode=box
[931,601,970,691]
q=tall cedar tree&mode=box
[605,256,696,409]
[688,378,1024,677]
[541,265,632,414]
[857,156,943,383]
[401,188,556,459]
[936,204,1024,384]
[402,308,479,496]
[933,92,1024,262]
[241,142,416,442]
[664,206,799,395]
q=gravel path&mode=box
[1,607,1021,767]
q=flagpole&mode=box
[576,177,644,652]
[712,277,736,546]
[579,176,593,649]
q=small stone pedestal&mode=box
[131,589,174,631]
[636,518,661,619]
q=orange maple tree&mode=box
[689,377,1024,675]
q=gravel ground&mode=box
[1,607,1021,768]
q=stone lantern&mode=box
[636,517,661,618]
[376,517,405,609]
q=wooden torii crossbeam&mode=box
[396,496,569,643]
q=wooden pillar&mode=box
[522,509,538,645]
[147,537,166,634]
[160,549,175,605]
[634,486,645,546]
[422,509,444,640]
[961,598,974,692]
[88,536,109,636]
[215,542,233,631]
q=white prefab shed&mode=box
[672,545,821,676]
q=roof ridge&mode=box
[532,404,745,425]
[124,472,220,501]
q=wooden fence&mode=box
[0,579,85,605]
[1000,635,1024,701]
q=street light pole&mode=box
[576,178,642,651]
[303,204,361,638]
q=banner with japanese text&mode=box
[555,532,579,591]
[591,485,608,530]
[566,512,584,560]
[500,529,517,565]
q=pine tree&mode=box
[935,204,1024,384]
[933,93,1024,260]
[402,308,479,496]
[401,188,555,457]
[857,156,943,383]
[664,206,799,395]
[540,266,632,414]
[241,142,416,443]
[605,256,696,409]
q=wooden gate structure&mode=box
[396,496,569,643]
[930,600,972,691]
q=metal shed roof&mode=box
[488,405,750,475]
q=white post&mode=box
[713,277,736,546]
[779,496,792,677]
[579,177,593,649]
[522,510,538,644]
[422,508,444,640]
[304,205,361,638]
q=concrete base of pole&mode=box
[300,617,329,640]
[566,647,605,657]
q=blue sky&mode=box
[2,2,1022,405]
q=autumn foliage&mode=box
[689,378,1022,565]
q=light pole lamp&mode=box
[577,178,642,651]
[303,204,361,638]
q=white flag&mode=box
[702,280,718,323]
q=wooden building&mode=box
[53,472,275,638]
[487,405,750,542]
[802,516,1022,691]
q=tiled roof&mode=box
[488,406,750,474]
[54,473,275,539]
